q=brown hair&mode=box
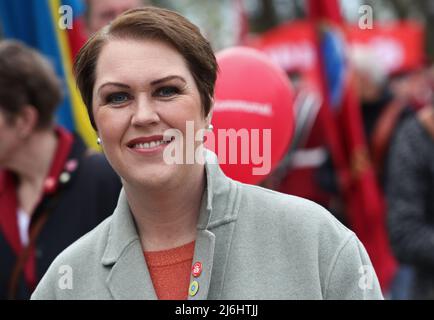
[0,40,62,129]
[75,6,218,130]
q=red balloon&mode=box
[205,47,295,185]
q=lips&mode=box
[127,135,174,150]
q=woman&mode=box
[32,7,382,300]
[0,40,121,299]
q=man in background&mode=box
[84,0,150,36]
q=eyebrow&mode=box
[96,76,187,95]
[97,82,130,96]
[150,75,187,86]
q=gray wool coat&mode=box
[31,150,383,300]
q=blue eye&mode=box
[156,86,180,98]
[106,92,130,105]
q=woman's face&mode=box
[92,39,209,189]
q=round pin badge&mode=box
[189,280,199,297]
[43,177,56,192]
[65,159,78,172]
[192,262,202,277]
[59,172,71,184]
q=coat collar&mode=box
[101,150,239,300]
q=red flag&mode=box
[309,0,343,24]
[66,17,87,59]
[307,0,397,291]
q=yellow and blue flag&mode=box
[0,0,98,149]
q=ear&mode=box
[15,105,39,138]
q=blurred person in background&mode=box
[84,0,150,36]
[386,98,434,300]
[351,47,418,300]
[0,40,121,299]
[380,63,433,299]
[351,48,413,185]
[389,67,433,113]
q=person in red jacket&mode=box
[0,40,121,299]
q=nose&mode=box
[131,95,160,127]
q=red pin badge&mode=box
[192,262,202,277]
[43,177,56,193]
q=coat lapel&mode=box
[106,239,157,300]
[187,229,215,300]
[101,189,157,300]
[187,151,238,300]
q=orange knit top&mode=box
[143,241,195,300]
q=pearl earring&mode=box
[97,137,102,145]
